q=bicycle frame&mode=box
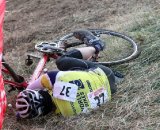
[29,54,49,84]
[3,68,27,88]
[28,53,60,84]
[3,51,97,91]
[2,53,60,90]
[2,68,28,89]
[2,41,85,90]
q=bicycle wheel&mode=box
[57,29,140,66]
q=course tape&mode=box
[0,0,7,129]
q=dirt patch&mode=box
[3,0,160,129]
[4,0,158,52]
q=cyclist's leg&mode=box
[56,48,117,94]
[76,47,96,60]
[59,46,96,60]
[56,55,116,94]
[56,47,98,70]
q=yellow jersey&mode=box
[41,67,111,116]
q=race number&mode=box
[87,87,108,109]
[53,81,78,102]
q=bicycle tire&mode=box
[2,58,23,83]
[57,29,140,66]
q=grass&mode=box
[3,1,160,130]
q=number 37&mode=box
[60,86,71,97]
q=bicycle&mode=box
[2,29,139,92]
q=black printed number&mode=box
[94,93,105,107]
[60,86,71,97]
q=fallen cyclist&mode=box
[16,29,124,119]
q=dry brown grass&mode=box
[2,0,160,130]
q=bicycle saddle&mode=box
[35,42,64,54]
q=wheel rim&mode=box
[58,29,139,66]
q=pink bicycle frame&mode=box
[3,68,28,89]
[29,54,48,84]
[3,48,98,90]
[29,53,59,85]
[29,52,98,84]
[3,53,60,89]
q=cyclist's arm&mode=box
[27,75,45,90]
[27,71,58,90]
